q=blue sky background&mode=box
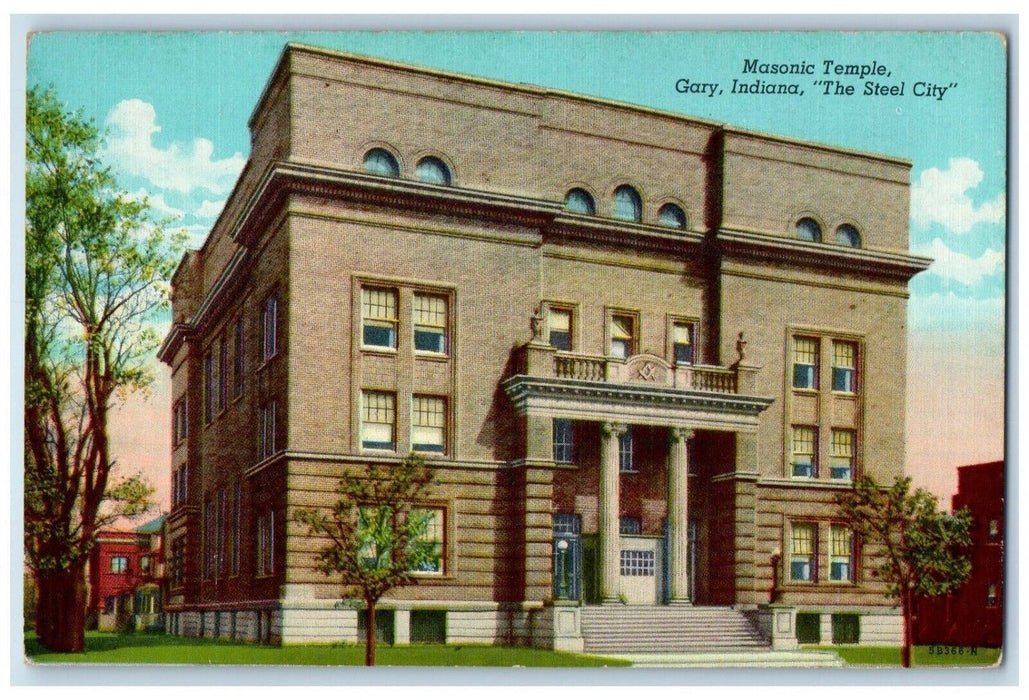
[25,31,1008,502]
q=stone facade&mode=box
[158,43,928,648]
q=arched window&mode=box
[416,156,452,186]
[796,217,822,242]
[363,148,400,177]
[564,188,596,215]
[658,203,687,230]
[836,224,862,248]
[613,185,642,222]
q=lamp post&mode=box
[556,538,569,600]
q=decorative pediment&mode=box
[617,354,673,385]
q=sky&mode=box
[24,30,1007,510]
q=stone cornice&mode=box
[716,228,932,282]
[231,161,562,248]
[548,213,706,254]
[502,374,774,432]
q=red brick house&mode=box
[87,514,167,631]
[915,461,1004,647]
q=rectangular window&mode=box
[261,293,279,361]
[361,391,396,450]
[215,489,226,579]
[831,614,860,644]
[412,395,446,453]
[610,314,636,359]
[830,430,855,481]
[548,307,572,351]
[203,352,215,423]
[233,317,244,398]
[409,508,444,574]
[362,287,398,349]
[790,523,816,582]
[173,463,188,506]
[618,428,634,472]
[673,322,694,365]
[218,335,228,412]
[170,539,185,588]
[260,400,277,460]
[791,426,817,478]
[256,510,275,576]
[413,293,448,354]
[110,556,128,574]
[174,398,188,443]
[620,550,655,576]
[987,583,998,607]
[232,481,241,575]
[830,525,853,582]
[988,519,1000,542]
[832,341,858,393]
[553,418,573,463]
[793,336,819,389]
[619,517,642,535]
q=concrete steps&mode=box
[581,605,771,654]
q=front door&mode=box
[619,535,662,604]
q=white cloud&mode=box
[194,199,226,220]
[102,99,245,195]
[126,188,184,220]
[915,237,1005,287]
[911,157,1005,233]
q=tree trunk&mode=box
[901,586,912,668]
[365,599,376,667]
[35,565,87,653]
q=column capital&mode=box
[668,426,695,443]
[600,421,628,438]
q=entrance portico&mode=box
[503,342,774,606]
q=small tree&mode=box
[836,475,972,667]
[295,456,435,666]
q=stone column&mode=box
[599,421,627,604]
[667,427,694,604]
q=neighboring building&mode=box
[87,514,167,632]
[157,44,930,650]
[915,461,1004,648]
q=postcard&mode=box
[19,27,1007,678]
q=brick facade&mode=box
[158,44,929,647]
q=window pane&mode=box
[553,418,573,463]
[410,508,444,573]
[796,217,822,242]
[673,323,693,364]
[564,188,595,215]
[412,396,446,452]
[416,157,451,185]
[793,337,818,389]
[832,341,857,392]
[549,308,572,351]
[836,224,861,248]
[613,186,642,222]
[364,148,400,177]
[618,429,633,471]
[414,294,448,353]
[362,392,396,449]
[658,203,687,229]
[363,288,398,349]
[611,315,634,358]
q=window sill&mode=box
[619,469,640,475]
[257,352,279,373]
[360,346,398,356]
[791,387,819,394]
[414,352,450,362]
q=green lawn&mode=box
[804,645,1002,667]
[24,632,630,667]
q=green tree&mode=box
[25,86,179,652]
[295,456,436,666]
[836,475,972,667]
